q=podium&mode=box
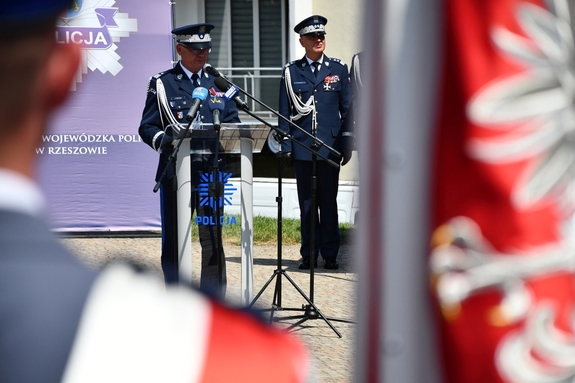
[172,122,270,304]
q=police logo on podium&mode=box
[195,172,238,226]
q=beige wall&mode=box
[312,0,363,181]
[313,0,364,67]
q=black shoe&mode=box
[298,258,317,270]
[324,259,339,270]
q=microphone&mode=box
[186,87,209,122]
[204,64,221,77]
[208,96,225,132]
[214,77,249,112]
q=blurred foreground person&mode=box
[0,1,311,382]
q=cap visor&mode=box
[183,42,212,50]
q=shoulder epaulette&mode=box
[151,70,171,80]
[328,57,346,66]
[147,70,169,92]
[284,60,296,68]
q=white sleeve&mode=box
[62,265,212,383]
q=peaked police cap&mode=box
[294,15,328,36]
[172,23,215,50]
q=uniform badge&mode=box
[177,74,183,80]
[324,75,340,83]
[177,111,184,120]
[323,75,340,91]
[209,87,225,97]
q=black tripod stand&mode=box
[207,66,352,335]
[251,135,356,338]
[247,133,341,337]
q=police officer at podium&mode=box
[139,23,240,293]
[278,15,352,270]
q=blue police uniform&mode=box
[346,51,363,148]
[279,55,351,161]
[139,24,240,291]
[278,16,352,269]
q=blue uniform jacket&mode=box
[138,62,240,185]
[345,51,363,146]
[278,55,351,162]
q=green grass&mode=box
[192,214,354,246]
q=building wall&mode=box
[313,0,363,182]
[313,0,363,67]
[172,0,361,183]
[173,0,363,68]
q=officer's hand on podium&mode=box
[280,151,293,168]
[160,134,174,152]
[341,150,352,166]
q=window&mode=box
[205,0,286,111]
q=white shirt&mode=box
[305,55,324,73]
[0,169,45,216]
[179,62,202,85]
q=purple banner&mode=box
[39,0,173,232]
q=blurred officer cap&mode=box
[294,15,328,36]
[0,0,73,36]
[172,23,215,50]
[0,0,73,24]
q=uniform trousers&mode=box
[159,158,226,294]
[293,159,341,261]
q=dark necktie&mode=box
[192,73,199,87]
[312,62,320,77]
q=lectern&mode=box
[172,122,270,304]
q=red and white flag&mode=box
[431,0,575,381]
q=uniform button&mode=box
[314,89,317,93]
[201,116,204,119]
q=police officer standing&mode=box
[139,24,240,293]
[278,15,352,270]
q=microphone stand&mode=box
[206,66,341,161]
[219,82,355,337]
[153,123,193,193]
[267,123,355,335]
[211,122,224,288]
[237,107,343,337]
